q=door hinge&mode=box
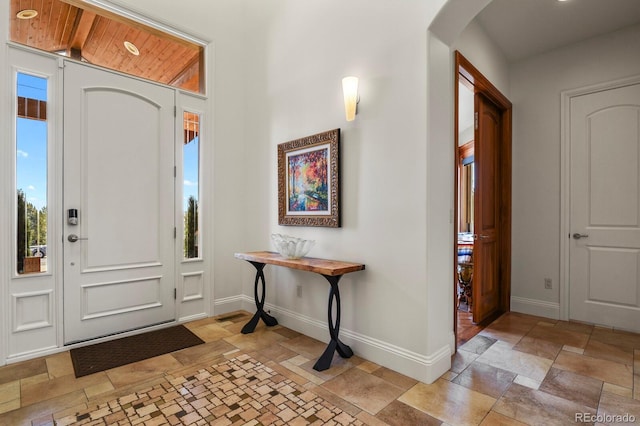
[174,166,177,177]
[174,227,177,239]
[174,288,177,299]
[474,112,479,130]
[174,106,177,117]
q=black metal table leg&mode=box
[313,274,353,371]
[242,261,278,334]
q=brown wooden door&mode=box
[473,93,501,323]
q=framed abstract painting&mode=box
[277,129,340,227]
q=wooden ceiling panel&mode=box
[12,0,80,52]
[80,17,200,86]
[10,0,203,93]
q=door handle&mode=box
[572,233,589,240]
[67,234,88,243]
[473,234,490,240]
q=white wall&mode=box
[453,20,510,98]
[241,0,453,381]
[510,23,640,317]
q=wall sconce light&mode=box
[342,76,359,121]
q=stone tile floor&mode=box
[56,354,362,425]
[0,311,639,425]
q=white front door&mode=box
[569,81,640,332]
[63,61,176,344]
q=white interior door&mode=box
[63,61,175,344]
[569,81,640,332]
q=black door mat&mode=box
[70,325,204,377]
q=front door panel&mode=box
[63,61,175,344]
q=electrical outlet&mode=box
[296,285,302,298]
[544,278,552,289]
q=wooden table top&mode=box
[234,251,365,276]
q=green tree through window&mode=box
[184,196,198,258]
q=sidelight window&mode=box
[183,111,200,259]
[16,72,48,274]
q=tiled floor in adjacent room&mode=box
[1,311,639,425]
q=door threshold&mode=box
[64,319,176,346]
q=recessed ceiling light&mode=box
[16,9,38,20]
[124,41,140,56]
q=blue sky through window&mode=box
[183,135,199,209]
[17,73,48,211]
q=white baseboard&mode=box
[511,296,560,320]
[214,295,452,384]
[212,295,245,316]
[178,312,208,323]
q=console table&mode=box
[234,251,365,371]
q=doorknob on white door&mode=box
[67,234,88,243]
[572,233,589,240]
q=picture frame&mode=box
[278,129,340,227]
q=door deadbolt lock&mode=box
[67,209,78,225]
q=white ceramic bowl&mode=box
[271,234,315,259]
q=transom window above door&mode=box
[10,0,205,94]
